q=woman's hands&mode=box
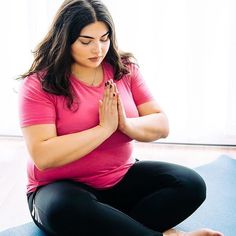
[99,79,129,135]
[99,80,119,134]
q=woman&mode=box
[19,0,223,235]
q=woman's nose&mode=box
[91,41,102,54]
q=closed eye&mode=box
[80,41,91,45]
[100,36,110,42]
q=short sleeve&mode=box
[19,74,56,127]
[130,64,154,106]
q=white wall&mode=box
[0,0,62,136]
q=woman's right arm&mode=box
[22,82,118,171]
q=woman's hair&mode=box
[20,0,134,108]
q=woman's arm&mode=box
[118,98,169,142]
[22,83,118,170]
[22,124,112,171]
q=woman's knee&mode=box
[178,167,207,206]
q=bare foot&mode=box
[163,228,224,236]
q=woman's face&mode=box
[71,21,110,68]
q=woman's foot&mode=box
[163,228,224,236]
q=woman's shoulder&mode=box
[126,62,139,75]
[22,71,46,87]
[121,53,139,73]
[19,71,57,106]
[20,71,49,97]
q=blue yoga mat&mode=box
[0,222,45,236]
[177,155,236,236]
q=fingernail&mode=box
[110,84,112,88]
[113,93,116,97]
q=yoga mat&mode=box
[0,222,45,236]
[177,155,236,236]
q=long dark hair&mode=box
[20,0,134,108]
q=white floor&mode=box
[0,137,235,231]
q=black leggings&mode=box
[27,161,206,236]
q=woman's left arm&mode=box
[118,96,169,142]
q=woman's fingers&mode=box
[103,81,110,109]
[104,80,117,109]
[98,80,118,133]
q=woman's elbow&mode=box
[31,155,48,171]
[150,123,169,142]
[29,147,48,171]
[161,126,169,138]
[160,113,169,138]
[159,112,169,138]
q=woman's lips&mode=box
[88,56,102,62]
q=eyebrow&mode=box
[78,31,110,39]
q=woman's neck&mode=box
[71,64,103,86]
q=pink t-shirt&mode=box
[19,62,154,193]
